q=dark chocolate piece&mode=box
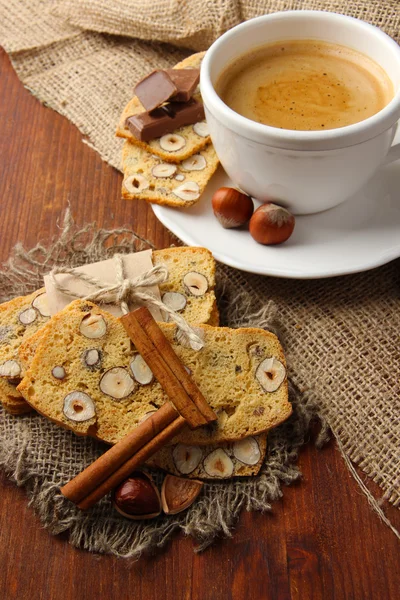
[134,70,178,112]
[165,68,200,102]
[126,99,205,142]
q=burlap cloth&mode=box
[0,0,399,555]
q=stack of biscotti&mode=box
[0,289,51,414]
[117,53,219,208]
[0,246,218,415]
[17,300,291,457]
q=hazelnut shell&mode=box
[212,187,254,228]
[161,474,203,515]
[249,203,295,245]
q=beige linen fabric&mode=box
[53,0,400,49]
[0,0,399,553]
[53,0,242,51]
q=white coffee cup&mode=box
[200,11,400,215]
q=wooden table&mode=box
[0,48,398,600]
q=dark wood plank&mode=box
[0,47,399,600]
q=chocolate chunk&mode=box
[126,99,205,142]
[134,70,178,112]
[165,68,200,102]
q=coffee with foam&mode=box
[216,40,393,131]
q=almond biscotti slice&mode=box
[116,52,210,163]
[18,300,291,446]
[122,141,219,208]
[0,289,51,414]
[146,434,267,479]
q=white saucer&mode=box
[152,158,400,279]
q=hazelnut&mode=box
[151,163,177,178]
[181,154,206,171]
[52,365,66,380]
[161,474,203,515]
[249,203,295,245]
[113,471,161,519]
[130,354,154,385]
[212,187,254,228]
[82,348,102,369]
[256,357,286,393]
[232,437,261,465]
[193,121,209,137]
[19,307,38,325]
[182,271,208,296]
[160,133,186,152]
[79,313,107,339]
[99,367,136,399]
[173,181,200,202]
[63,391,96,422]
[172,443,203,475]
[0,359,21,378]
[162,291,187,313]
[203,448,234,478]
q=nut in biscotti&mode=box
[0,289,52,415]
[146,435,267,480]
[63,391,96,422]
[17,299,291,447]
[121,141,219,208]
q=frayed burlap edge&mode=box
[0,211,326,557]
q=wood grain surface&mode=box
[0,48,399,600]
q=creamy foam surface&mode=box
[216,40,394,131]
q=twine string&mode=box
[49,253,204,350]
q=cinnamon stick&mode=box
[77,415,187,510]
[60,402,178,505]
[61,307,216,511]
[121,309,216,428]
[136,306,216,423]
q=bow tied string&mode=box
[49,254,204,350]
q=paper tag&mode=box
[44,250,164,321]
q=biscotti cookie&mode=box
[9,246,217,415]
[146,435,267,479]
[18,326,49,374]
[0,289,51,413]
[122,141,219,207]
[0,378,33,415]
[18,300,291,446]
[0,289,51,379]
[153,247,218,326]
[19,246,218,365]
[116,52,211,163]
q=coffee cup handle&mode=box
[384,123,400,165]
